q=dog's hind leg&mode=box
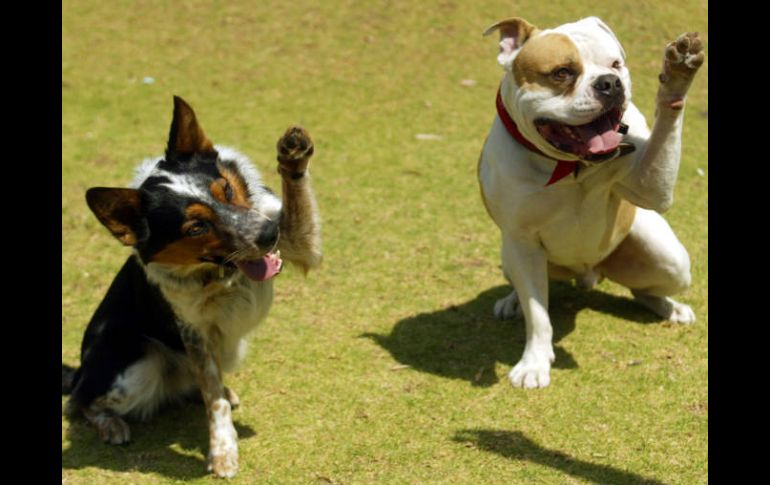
[275,126,322,273]
[224,386,240,410]
[494,290,522,320]
[598,209,694,324]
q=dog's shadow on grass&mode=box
[364,283,661,386]
[453,429,666,485]
[62,400,256,480]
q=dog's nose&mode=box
[256,221,279,249]
[592,74,623,98]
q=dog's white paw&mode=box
[669,301,696,325]
[207,400,239,478]
[632,292,696,325]
[508,348,555,389]
[494,291,522,320]
[208,431,239,478]
[208,449,239,478]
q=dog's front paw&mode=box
[208,429,239,478]
[494,291,522,320]
[658,32,704,108]
[208,448,239,478]
[207,401,239,478]
[509,347,555,389]
[277,126,314,176]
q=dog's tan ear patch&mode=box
[166,96,215,158]
[484,17,539,68]
[86,188,145,246]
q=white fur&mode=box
[101,340,197,421]
[479,18,699,388]
[207,397,239,477]
[129,146,282,221]
[144,262,274,372]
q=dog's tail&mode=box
[62,363,78,395]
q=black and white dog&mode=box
[62,96,322,477]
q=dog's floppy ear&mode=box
[86,187,147,246]
[483,17,539,69]
[165,96,215,160]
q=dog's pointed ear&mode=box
[165,96,215,160]
[483,17,539,69]
[86,187,147,246]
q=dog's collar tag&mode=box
[495,88,633,186]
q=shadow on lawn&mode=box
[453,429,665,485]
[62,400,256,479]
[365,283,661,386]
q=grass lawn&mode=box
[62,0,707,483]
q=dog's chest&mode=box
[160,276,273,348]
[535,188,635,267]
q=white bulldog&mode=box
[477,17,704,389]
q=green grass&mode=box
[62,0,708,483]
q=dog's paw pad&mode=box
[277,126,314,163]
[659,32,704,91]
[494,291,522,320]
[669,302,695,325]
[97,415,131,445]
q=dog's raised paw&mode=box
[658,32,704,104]
[494,291,522,320]
[276,126,314,174]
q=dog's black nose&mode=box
[256,221,279,249]
[592,74,623,98]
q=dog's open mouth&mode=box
[235,252,283,282]
[535,108,625,162]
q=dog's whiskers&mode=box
[224,248,250,265]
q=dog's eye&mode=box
[551,67,575,81]
[224,181,234,202]
[185,220,210,237]
[612,60,622,70]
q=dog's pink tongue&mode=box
[236,253,283,282]
[576,116,622,155]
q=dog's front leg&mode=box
[178,323,238,478]
[615,33,704,212]
[501,236,555,389]
[275,126,322,273]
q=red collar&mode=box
[496,87,576,186]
